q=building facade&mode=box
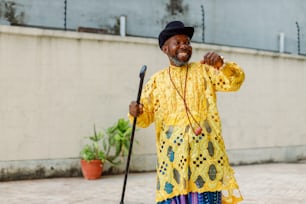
[0,0,305,55]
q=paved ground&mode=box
[1,162,306,204]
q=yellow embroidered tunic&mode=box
[131,61,245,203]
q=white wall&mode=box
[0,25,306,180]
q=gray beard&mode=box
[169,56,189,67]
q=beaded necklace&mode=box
[168,65,202,136]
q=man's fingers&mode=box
[204,52,217,65]
[138,104,144,115]
[129,102,143,117]
[202,52,224,69]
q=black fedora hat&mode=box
[158,21,194,49]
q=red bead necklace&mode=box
[168,65,202,136]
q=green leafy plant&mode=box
[103,118,133,165]
[80,125,106,162]
[80,118,133,166]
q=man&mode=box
[129,21,245,204]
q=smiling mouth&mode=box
[177,52,189,58]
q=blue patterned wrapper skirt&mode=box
[157,191,222,204]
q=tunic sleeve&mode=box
[128,76,156,128]
[206,62,245,92]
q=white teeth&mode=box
[178,53,188,58]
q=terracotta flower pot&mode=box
[80,159,103,180]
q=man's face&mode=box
[162,34,192,67]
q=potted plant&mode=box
[80,118,133,179]
[80,125,105,180]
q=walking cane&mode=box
[120,65,147,204]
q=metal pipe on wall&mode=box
[279,32,285,53]
[120,15,126,37]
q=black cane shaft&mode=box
[120,65,147,204]
[120,116,137,204]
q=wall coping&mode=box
[1,25,305,61]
